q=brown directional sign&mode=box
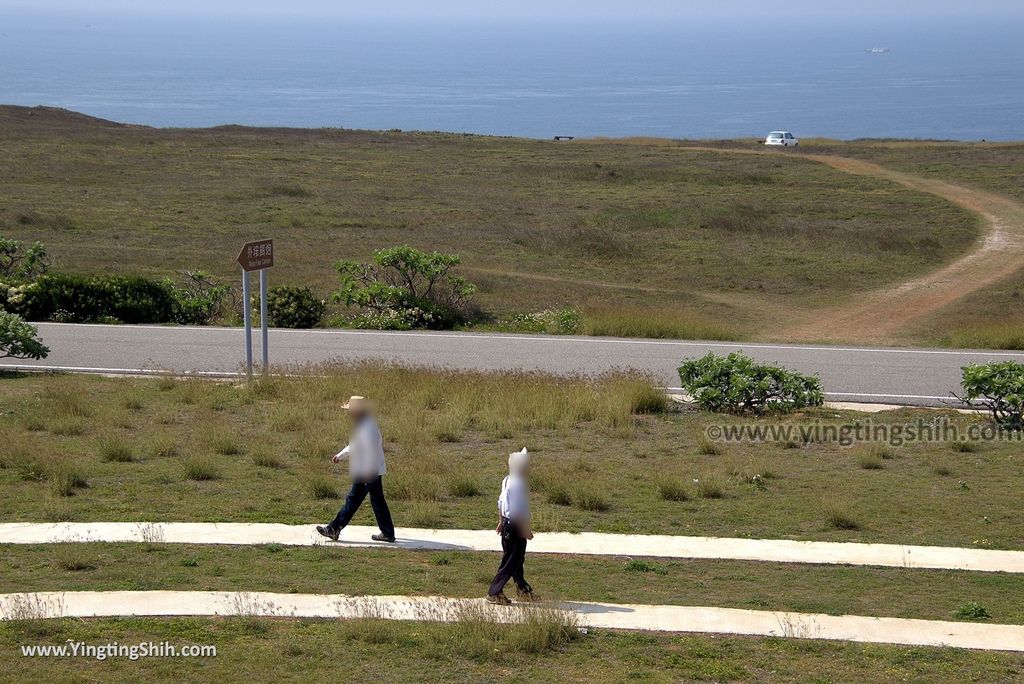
[237,239,274,272]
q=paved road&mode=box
[4,323,1023,406]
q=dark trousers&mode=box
[488,518,532,596]
[329,476,395,539]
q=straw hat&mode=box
[342,396,371,413]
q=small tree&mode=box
[334,246,477,329]
[0,312,49,360]
[162,270,233,325]
[960,362,1024,431]
[0,235,49,280]
[678,352,823,415]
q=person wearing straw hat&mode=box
[316,396,396,543]
[486,447,537,605]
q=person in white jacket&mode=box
[487,447,536,605]
[316,396,396,543]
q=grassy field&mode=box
[4,366,1024,678]
[1,366,1022,549]
[4,615,1022,683]
[0,106,987,342]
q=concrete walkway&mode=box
[2,591,1022,652]
[3,522,1023,573]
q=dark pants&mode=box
[488,518,532,596]
[329,476,395,539]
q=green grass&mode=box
[3,615,1022,683]
[2,367,1023,548]
[0,106,986,343]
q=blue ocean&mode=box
[1,10,1022,140]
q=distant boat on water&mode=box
[866,47,890,53]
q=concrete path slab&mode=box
[1,591,1022,652]
[3,522,1023,573]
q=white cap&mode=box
[508,447,529,474]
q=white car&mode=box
[765,131,799,146]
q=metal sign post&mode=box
[241,271,253,377]
[237,239,274,378]
[259,268,269,374]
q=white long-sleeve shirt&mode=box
[498,474,530,522]
[334,416,387,481]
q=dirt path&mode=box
[783,154,1024,342]
[671,147,1024,343]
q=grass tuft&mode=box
[695,477,725,499]
[657,479,691,502]
[857,448,885,470]
[823,503,862,531]
[51,462,89,497]
[96,435,135,463]
[447,473,482,498]
[182,457,221,482]
[306,474,340,500]
[623,559,668,575]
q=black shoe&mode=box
[371,533,396,543]
[316,525,339,541]
[486,593,512,606]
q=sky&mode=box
[7,0,1024,20]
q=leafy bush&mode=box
[12,273,176,324]
[0,312,49,360]
[678,352,823,415]
[335,246,476,329]
[960,362,1024,431]
[266,285,325,328]
[163,271,232,325]
[953,602,991,621]
[0,235,49,280]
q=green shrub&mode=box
[0,312,49,360]
[960,362,1024,431]
[15,273,177,324]
[265,285,325,329]
[678,352,823,415]
[953,602,991,621]
[335,245,477,330]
